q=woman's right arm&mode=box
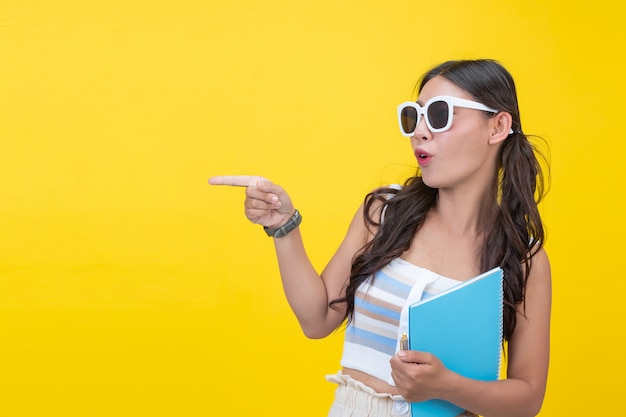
[209,176,373,338]
[273,202,371,338]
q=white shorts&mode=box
[325,372,478,417]
[325,372,410,417]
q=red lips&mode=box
[415,148,433,167]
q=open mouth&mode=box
[415,150,432,166]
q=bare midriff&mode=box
[342,367,401,396]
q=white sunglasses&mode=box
[397,95,513,136]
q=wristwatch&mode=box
[264,210,302,238]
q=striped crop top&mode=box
[340,258,462,386]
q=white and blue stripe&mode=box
[340,258,461,385]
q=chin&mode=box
[420,174,441,189]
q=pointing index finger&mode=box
[208,175,268,187]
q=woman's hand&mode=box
[209,175,295,228]
[390,350,454,402]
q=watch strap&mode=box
[264,210,302,238]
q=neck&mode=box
[433,185,497,237]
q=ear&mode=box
[488,112,512,145]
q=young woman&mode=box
[210,59,551,417]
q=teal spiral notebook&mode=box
[408,267,503,417]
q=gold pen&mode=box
[400,332,408,351]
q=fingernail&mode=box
[397,351,407,359]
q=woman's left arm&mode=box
[390,249,551,417]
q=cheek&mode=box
[453,139,492,171]
[441,132,484,160]
[431,136,492,181]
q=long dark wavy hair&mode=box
[330,59,548,341]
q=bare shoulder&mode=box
[319,189,387,306]
[345,192,383,246]
[531,246,550,270]
[347,186,399,238]
[527,247,552,293]
[365,185,402,223]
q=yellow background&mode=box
[1,0,624,415]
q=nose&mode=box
[411,114,431,141]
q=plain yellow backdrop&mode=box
[1,0,624,415]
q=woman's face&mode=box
[411,76,499,191]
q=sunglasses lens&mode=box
[400,106,418,134]
[427,100,450,130]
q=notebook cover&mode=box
[408,267,503,417]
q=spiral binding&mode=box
[496,271,505,378]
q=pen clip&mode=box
[400,332,408,351]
